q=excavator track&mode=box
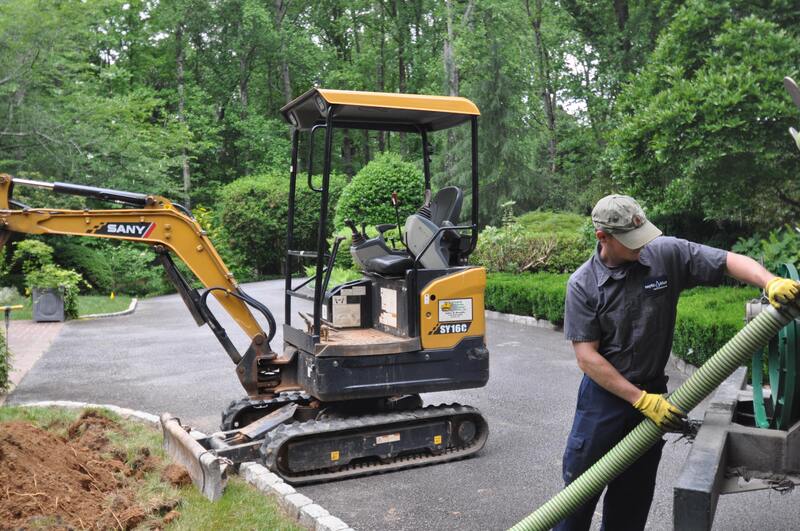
[221,392,312,431]
[260,403,488,485]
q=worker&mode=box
[557,194,800,531]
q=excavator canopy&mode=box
[281,88,480,132]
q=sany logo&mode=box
[95,222,156,238]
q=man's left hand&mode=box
[766,277,800,309]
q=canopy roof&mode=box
[281,88,480,132]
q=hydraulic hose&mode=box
[510,301,800,531]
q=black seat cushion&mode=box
[363,254,413,276]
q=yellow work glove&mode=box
[632,391,687,432]
[766,277,800,309]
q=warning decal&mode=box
[438,298,473,323]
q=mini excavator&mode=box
[0,89,490,499]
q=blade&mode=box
[784,77,800,111]
[160,413,228,501]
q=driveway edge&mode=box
[9,400,353,531]
[79,297,138,320]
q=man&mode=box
[557,194,800,531]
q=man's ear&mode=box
[595,230,607,242]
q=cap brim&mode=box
[613,221,662,250]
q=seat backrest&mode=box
[430,186,463,227]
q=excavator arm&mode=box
[0,174,291,395]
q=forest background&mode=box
[1,0,799,295]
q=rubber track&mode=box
[260,403,488,485]
[220,392,312,431]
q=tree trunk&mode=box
[176,21,191,209]
[275,0,292,104]
[377,0,386,152]
[527,0,558,175]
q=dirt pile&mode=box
[0,410,184,530]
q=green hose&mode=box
[510,301,800,531]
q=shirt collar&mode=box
[591,242,651,286]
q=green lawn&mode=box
[2,293,133,320]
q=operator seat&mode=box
[357,186,463,275]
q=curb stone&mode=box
[240,461,354,530]
[486,310,697,378]
[79,297,138,320]
[485,309,562,331]
[11,401,352,530]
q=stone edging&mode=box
[485,309,562,330]
[12,400,352,531]
[79,298,138,320]
[485,310,699,376]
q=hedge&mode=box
[219,171,346,275]
[672,286,759,367]
[485,273,759,367]
[485,272,570,325]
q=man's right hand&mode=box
[766,277,800,309]
[633,391,687,431]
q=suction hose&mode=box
[510,300,800,531]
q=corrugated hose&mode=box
[510,299,800,531]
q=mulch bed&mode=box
[0,410,187,530]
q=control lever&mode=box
[344,219,365,245]
[391,191,405,247]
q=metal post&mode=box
[312,109,335,338]
[285,128,300,326]
[468,116,479,255]
[421,128,431,191]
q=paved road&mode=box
[8,279,800,530]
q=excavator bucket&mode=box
[160,413,228,501]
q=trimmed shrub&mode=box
[486,274,758,368]
[333,152,425,232]
[474,222,592,274]
[485,272,569,324]
[672,286,758,367]
[219,172,346,275]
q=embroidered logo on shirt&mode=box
[644,275,668,294]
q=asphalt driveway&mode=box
[8,279,800,530]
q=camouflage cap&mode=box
[592,194,662,250]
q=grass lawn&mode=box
[0,406,303,530]
[2,293,133,320]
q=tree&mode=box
[610,0,800,233]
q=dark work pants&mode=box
[554,375,667,531]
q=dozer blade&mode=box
[160,413,228,501]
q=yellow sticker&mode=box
[331,451,340,461]
[434,435,442,445]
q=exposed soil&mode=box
[0,410,185,530]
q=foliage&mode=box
[219,172,346,275]
[105,243,170,297]
[25,264,86,319]
[485,272,569,325]
[672,286,759,367]
[732,226,800,274]
[49,240,115,294]
[473,211,593,273]
[610,1,800,230]
[193,205,252,282]
[9,240,54,276]
[333,152,425,232]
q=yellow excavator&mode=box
[0,89,489,499]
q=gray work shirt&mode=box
[564,236,727,384]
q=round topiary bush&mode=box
[218,171,346,275]
[333,152,425,232]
